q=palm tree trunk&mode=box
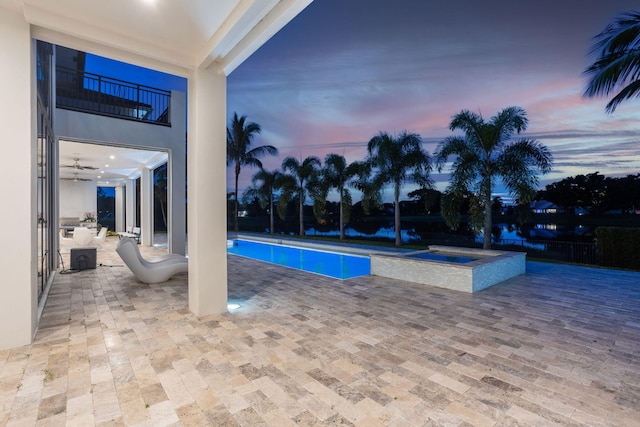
[234,163,240,232]
[483,180,492,249]
[299,187,305,236]
[394,184,401,246]
[269,196,274,235]
[339,188,345,240]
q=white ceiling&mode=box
[2,0,314,76]
[59,140,166,186]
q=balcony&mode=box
[56,66,171,126]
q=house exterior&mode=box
[530,200,563,214]
[0,0,314,350]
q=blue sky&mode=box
[227,0,640,202]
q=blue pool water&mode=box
[409,252,477,263]
[227,239,370,279]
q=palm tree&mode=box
[226,112,278,231]
[322,153,360,240]
[365,131,431,246]
[243,168,283,235]
[434,106,553,249]
[281,156,321,236]
[583,10,640,113]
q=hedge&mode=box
[595,227,640,270]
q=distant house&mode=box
[531,200,563,214]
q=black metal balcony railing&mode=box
[56,66,171,126]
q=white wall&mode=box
[59,179,97,219]
[0,7,38,349]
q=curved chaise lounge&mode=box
[116,237,188,284]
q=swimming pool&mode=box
[227,239,370,279]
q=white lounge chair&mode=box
[115,237,188,284]
[92,227,107,248]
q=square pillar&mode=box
[125,178,136,230]
[140,167,153,246]
[0,8,37,349]
[187,66,227,315]
[115,184,125,232]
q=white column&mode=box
[187,66,228,315]
[125,178,136,230]
[115,184,125,232]
[0,8,37,349]
[140,167,153,246]
[168,91,187,255]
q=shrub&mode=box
[595,227,640,270]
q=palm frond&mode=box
[583,10,640,112]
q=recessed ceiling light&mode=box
[105,164,109,167]
[101,170,105,173]
[97,176,101,179]
[109,155,115,159]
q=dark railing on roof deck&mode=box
[56,66,171,126]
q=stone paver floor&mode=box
[1,236,639,426]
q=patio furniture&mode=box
[118,226,141,242]
[92,227,108,248]
[73,227,94,247]
[115,237,188,284]
[59,230,75,250]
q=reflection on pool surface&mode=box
[408,251,477,264]
[227,239,370,280]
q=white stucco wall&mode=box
[59,179,97,219]
[0,7,38,349]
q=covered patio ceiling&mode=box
[4,0,314,76]
[59,140,166,187]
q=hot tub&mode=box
[370,245,525,292]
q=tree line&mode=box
[536,172,640,215]
[227,107,553,248]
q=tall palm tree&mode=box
[323,153,360,240]
[434,106,553,249]
[226,112,278,231]
[243,168,283,235]
[583,10,640,113]
[365,131,431,246]
[281,156,321,236]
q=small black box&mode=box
[70,247,97,270]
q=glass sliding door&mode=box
[36,41,56,300]
[153,162,168,245]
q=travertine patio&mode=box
[1,237,638,426]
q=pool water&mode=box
[408,252,477,263]
[227,239,370,279]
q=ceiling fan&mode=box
[61,173,92,182]
[61,158,98,170]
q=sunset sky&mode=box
[226,0,640,202]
